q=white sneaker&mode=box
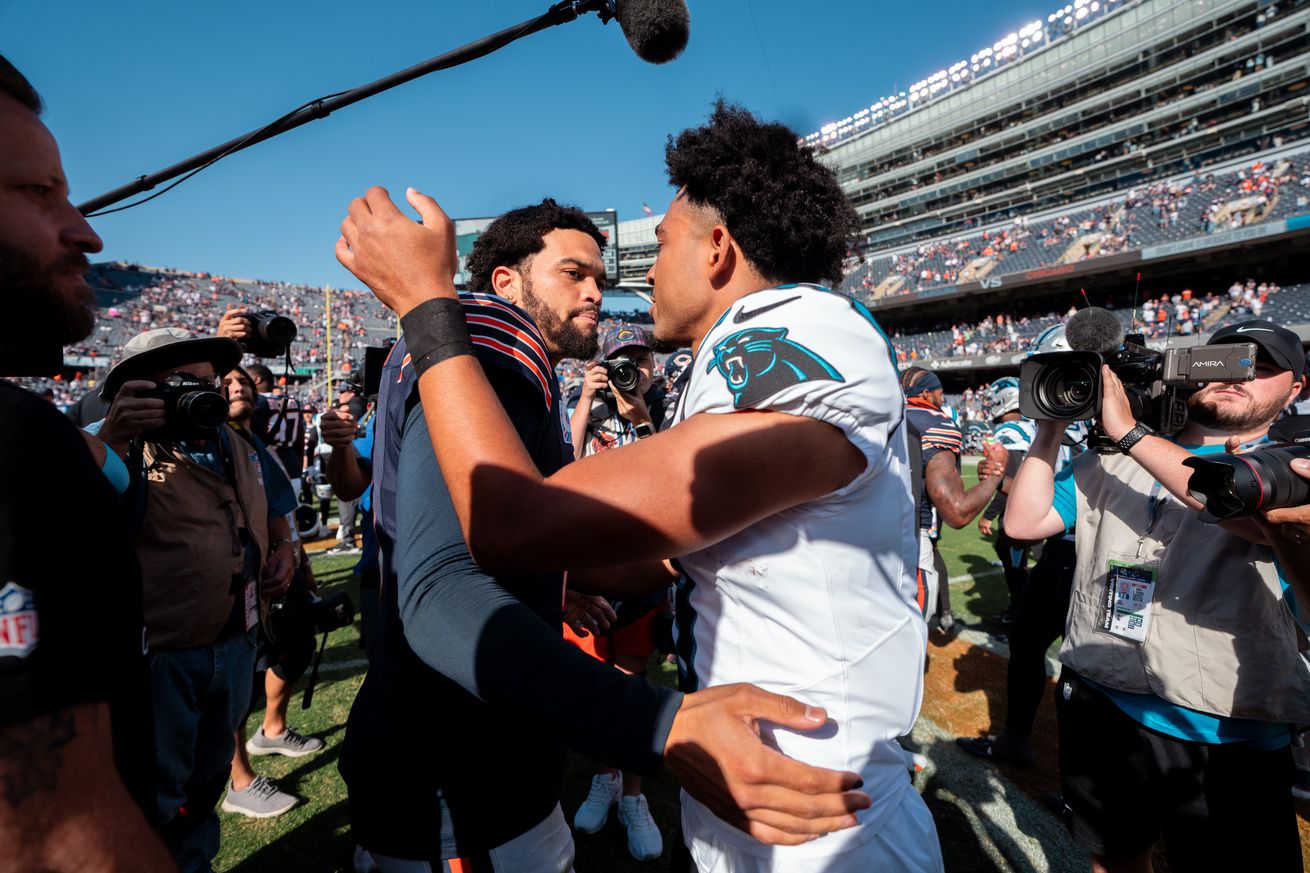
[572,772,621,834]
[617,794,663,861]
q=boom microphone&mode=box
[614,0,690,64]
[1065,306,1125,353]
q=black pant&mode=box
[993,523,1031,614]
[1004,536,1075,740]
[1056,668,1301,871]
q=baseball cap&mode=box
[1207,321,1305,381]
[600,325,652,360]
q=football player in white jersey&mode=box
[336,100,941,871]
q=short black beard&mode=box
[1187,384,1285,434]
[0,240,95,371]
[519,276,598,362]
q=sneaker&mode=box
[222,775,298,818]
[246,726,325,758]
[572,772,621,834]
[617,794,663,861]
[325,542,360,555]
[938,611,957,635]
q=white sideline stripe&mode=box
[948,567,1004,585]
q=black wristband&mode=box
[1115,422,1152,453]
[400,297,474,377]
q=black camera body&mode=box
[1184,428,1310,523]
[139,374,229,441]
[1019,337,1258,441]
[241,310,298,358]
[602,355,642,394]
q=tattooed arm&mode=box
[924,449,1004,529]
[0,703,175,873]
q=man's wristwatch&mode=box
[1115,423,1153,453]
[633,422,655,439]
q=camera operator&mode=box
[92,329,298,873]
[568,324,666,457]
[1005,320,1310,872]
[0,55,174,873]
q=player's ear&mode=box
[491,265,522,305]
[707,225,736,287]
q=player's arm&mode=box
[567,559,678,600]
[1004,420,1068,540]
[0,704,176,873]
[320,409,371,501]
[341,187,869,846]
[925,448,1003,529]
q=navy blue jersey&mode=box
[342,294,679,861]
[905,396,963,531]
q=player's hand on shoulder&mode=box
[663,683,870,845]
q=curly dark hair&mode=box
[464,199,607,294]
[665,99,859,287]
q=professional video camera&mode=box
[140,373,229,441]
[1019,307,1257,445]
[1184,427,1310,523]
[240,310,298,358]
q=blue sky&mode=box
[6,0,1050,288]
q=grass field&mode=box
[213,462,1034,872]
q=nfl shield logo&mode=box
[0,582,39,659]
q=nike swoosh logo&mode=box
[733,295,802,324]
[1234,326,1274,333]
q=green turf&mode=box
[216,472,1018,872]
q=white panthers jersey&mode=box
[669,284,926,861]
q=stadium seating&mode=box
[843,152,1310,302]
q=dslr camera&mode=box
[1184,427,1310,523]
[139,373,229,441]
[602,356,642,394]
[589,355,644,422]
[1019,308,1257,446]
[240,310,298,358]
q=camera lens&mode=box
[259,315,298,346]
[1035,359,1099,419]
[176,390,229,431]
[607,360,641,393]
[1185,442,1310,522]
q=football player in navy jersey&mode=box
[338,101,944,871]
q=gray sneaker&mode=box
[245,726,325,758]
[222,775,298,818]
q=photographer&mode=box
[1005,320,1310,872]
[568,324,666,458]
[221,366,324,821]
[563,325,668,860]
[93,329,298,873]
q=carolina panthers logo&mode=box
[705,327,843,409]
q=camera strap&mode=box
[300,630,330,711]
